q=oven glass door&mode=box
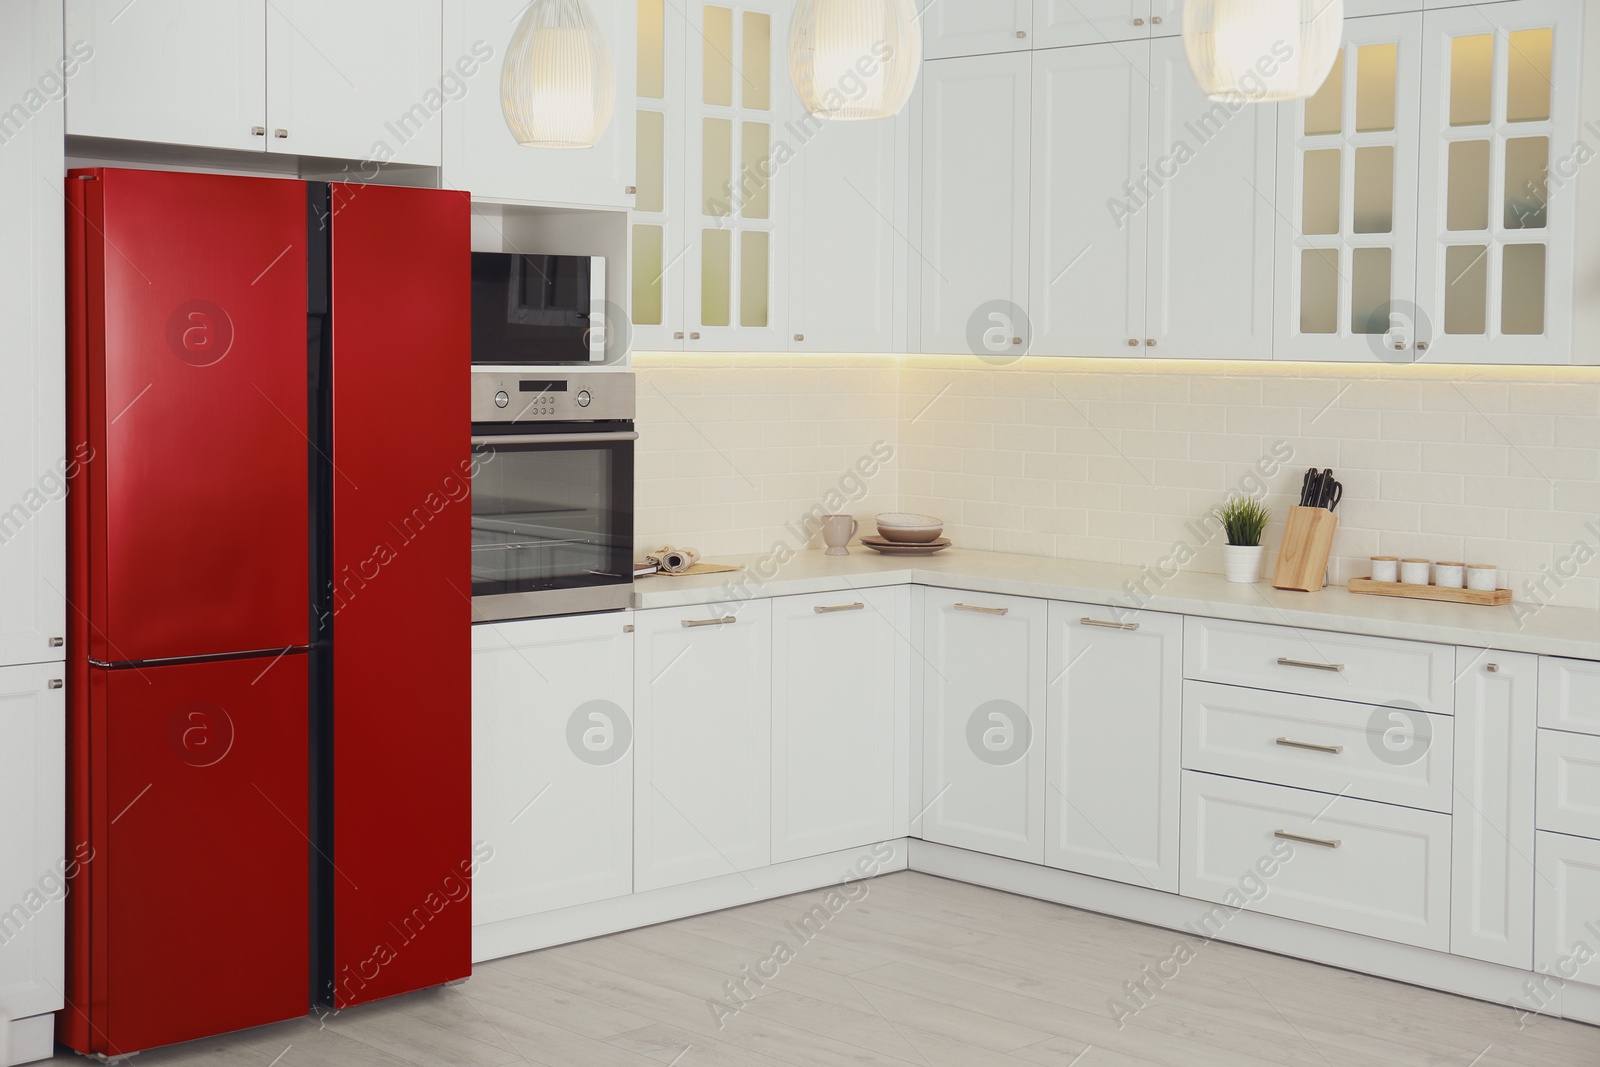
[470,425,633,605]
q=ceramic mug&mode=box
[1434,561,1466,589]
[1400,558,1431,585]
[821,514,858,556]
[1370,556,1399,583]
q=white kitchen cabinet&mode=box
[1538,729,1600,841]
[0,1,67,672]
[771,588,911,863]
[269,0,443,166]
[633,601,772,891]
[920,590,1047,863]
[630,0,689,349]
[1412,0,1582,364]
[1274,12,1424,362]
[1539,656,1600,736]
[68,0,445,164]
[66,0,267,152]
[787,109,908,352]
[471,615,634,924]
[918,0,1032,60]
[0,664,68,1046]
[1045,605,1182,892]
[1534,830,1600,991]
[1029,41,1146,357]
[918,51,1032,355]
[443,0,635,205]
[1144,36,1277,358]
[1032,0,1179,49]
[1451,648,1537,969]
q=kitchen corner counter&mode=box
[631,547,1600,661]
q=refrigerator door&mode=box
[88,654,309,1056]
[72,168,309,664]
[325,183,471,1007]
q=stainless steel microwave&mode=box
[470,252,606,364]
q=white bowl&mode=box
[875,513,944,544]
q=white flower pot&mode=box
[1223,544,1265,584]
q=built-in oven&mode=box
[471,252,607,364]
[470,369,634,620]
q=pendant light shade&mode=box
[789,0,922,121]
[1183,0,1344,103]
[501,0,615,149]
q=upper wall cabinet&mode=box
[442,0,636,207]
[631,0,790,351]
[1275,0,1581,364]
[66,0,444,165]
[1032,0,1179,49]
[918,52,1033,354]
[918,0,1033,60]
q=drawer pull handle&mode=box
[1081,617,1139,631]
[1275,829,1341,849]
[1277,656,1344,673]
[1485,663,1500,673]
[1275,737,1343,755]
[682,616,736,628]
[955,603,1009,616]
[814,602,865,614]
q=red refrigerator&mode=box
[62,168,470,1058]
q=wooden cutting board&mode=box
[1272,506,1338,591]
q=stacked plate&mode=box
[863,513,951,555]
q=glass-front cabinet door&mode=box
[1275,13,1423,363]
[1414,0,1580,364]
[631,0,688,350]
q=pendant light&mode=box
[789,0,922,121]
[501,0,615,149]
[1183,0,1344,103]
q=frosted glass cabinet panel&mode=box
[1413,0,1580,364]
[1275,14,1423,362]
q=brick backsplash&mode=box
[635,352,1600,610]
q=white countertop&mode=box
[632,547,1600,661]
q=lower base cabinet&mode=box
[771,588,911,863]
[920,590,1047,863]
[471,615,634,924]
[1044,603,1182,891]
[633,601,772,892]
[1534,831,1600,990]
[1180,771,1453,951]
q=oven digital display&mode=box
[519,380,568,392]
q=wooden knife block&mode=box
[1272,506,1338,591]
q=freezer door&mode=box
[326,183,471,1007]
[86,655,309,1057]
[71,168,309,663]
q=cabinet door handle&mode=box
[1146,338,1157,346]
[48,679,64,689]
[1275,737,1344,755]
[626,185,637,194]
[274,128,288,138]
[1485,663,1500,673]
[251,126,266,136]
[1151,15,1163,25]
[1133,17,1145,25]
[1015,29,1027,38]
[689,332,701,340]
[1080,617,1139,631]
[1275,829,1341,849]
[794,333,805,342]
[1277,656,1344,673]
[682,616,736,628]
[673,331,685,339]
[955,603,1008,616]
[1127,338,1138,346]
[49,636,64,647]
[814,602,865,614]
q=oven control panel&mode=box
[471,370,635,423]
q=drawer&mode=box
[1534,831,1600,991]
[1183,617,1454,712]
[1537,729,1600,840]
[1539,656,1600,737]
[1182,681,1454,813]
[1179,771,1452,951]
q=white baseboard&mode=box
[472,841,909,963]
[1,1014,55,1067]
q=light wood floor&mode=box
[48,872,1599,1066]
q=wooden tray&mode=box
[1348,577,1511,606]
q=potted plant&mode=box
[1216,497,1270,584]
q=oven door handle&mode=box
[472,431,639,446]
